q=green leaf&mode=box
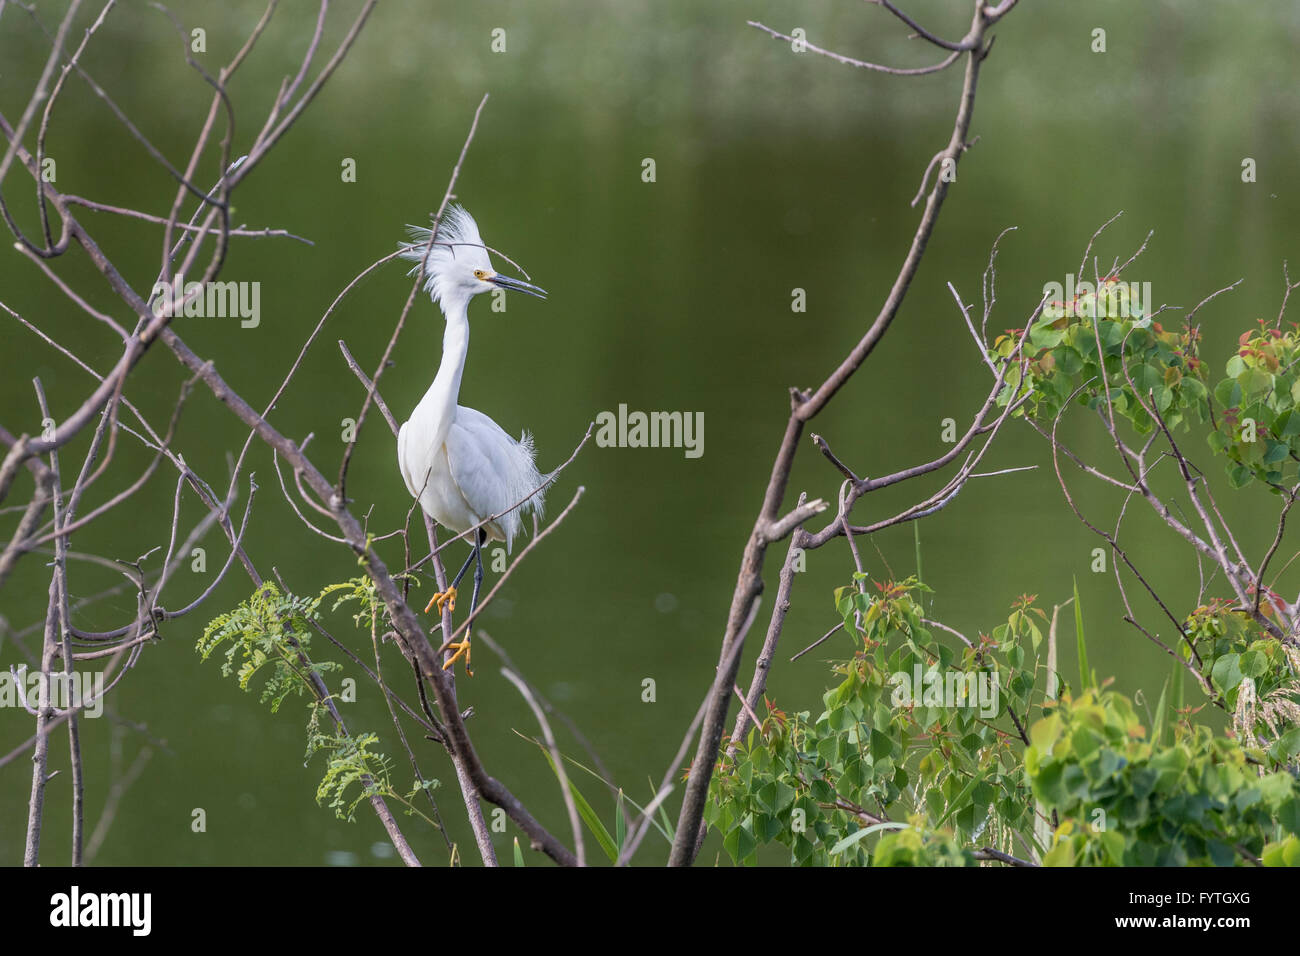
[1262,438,1289,464]
[539,749,619,862]
[1240,368,1273,400]
[1030,324,1067,350]
[870,728,894,760]
[1227,463,1254,489]
[830,821,909,855]
[1053,345,1085,375]
[1238,649,1268,678]
[1171,655,1184,735]
[1132,363,1162,398]
[1151,678,1168,748]
[1211,653,1244,696]
[914,523,923,586]
[1262,834,1300,867]
[1073,577,1091,691]
[1030,713,1063,753]
[1215,377,1242,409]
[935,767,988,827]
[1269,728,1300,764]
[615,789,627,851]
[1279,409,1300,438]
[1043,836,1077,867]
[723,819,757,861]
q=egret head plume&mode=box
[398,204,545,307]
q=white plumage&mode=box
[397,405,542,551]
[395,205,548,656]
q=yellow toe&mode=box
[442,640,473,677]
[425,586,457,615]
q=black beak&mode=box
[490,273,547,299]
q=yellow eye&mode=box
[473,269,488,280]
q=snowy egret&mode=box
[396,204,547,673]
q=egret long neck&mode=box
[412,294,470,452]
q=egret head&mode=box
[399,204,546,310]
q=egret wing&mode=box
[445,407,543,549]
[397,420,435,502]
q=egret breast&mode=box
[403,439,505,541]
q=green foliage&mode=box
[320,575,385,629]
[997,277,1300,491]
[1184,600,1300,761]
[1027,688,1300,866]
[1073,577,1093,691]
[703,272,1300,867]
[310,730,394,822]
[538,747,620,862]
[706,578,1300,867]
[197,581,340,712]
[200,579,439,828]
[871,819,977,866]
[707,578,1041,866]
[1211,322,1300,488]
[1186,600,1291,708]
[529,739,674,862]
[995,277,1207,435]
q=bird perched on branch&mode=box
[396,204,547,673]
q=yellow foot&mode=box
[442,640,473,676]
[424,585,457,615]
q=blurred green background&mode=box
[1,0,1297,865]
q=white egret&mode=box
[396,204,547,673]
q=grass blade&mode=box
[540,748,618,862]
[830,821,908,856]
[1073,576,1091,692]
[615,789,627,851]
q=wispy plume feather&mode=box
[397,203,490,303]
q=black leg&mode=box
[448,530,486,676]
[448,546,475,591]
[467,528,485,623]
[425,541,477,615]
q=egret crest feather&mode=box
[398,203,493,305]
